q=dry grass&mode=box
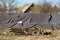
[0,29,60,40]
[51,29,60,37]
[0,35,60,40]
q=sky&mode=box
[16,0,60,7]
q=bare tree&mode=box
[37,0,53,13]
[40,1,52,13]
[0,0,18,12]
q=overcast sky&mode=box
[16,0,60,7]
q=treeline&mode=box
[28,2,60,13]
[39,2,60,13]
[0,0,60,13]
